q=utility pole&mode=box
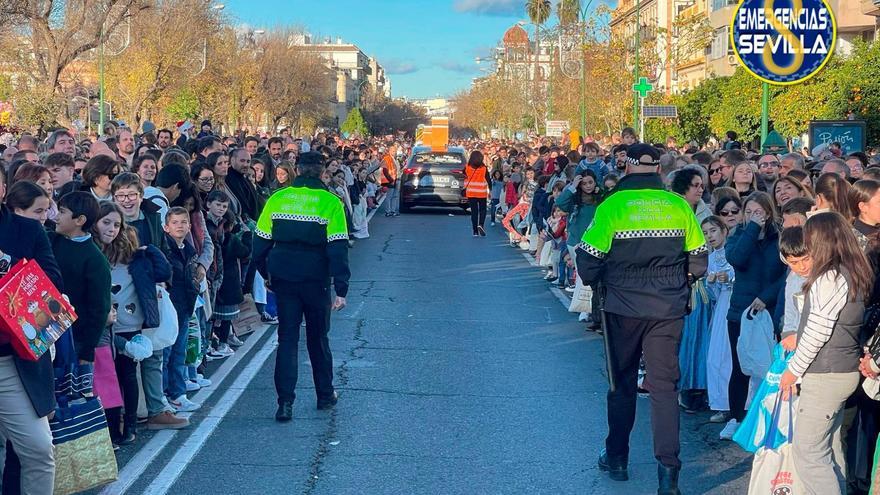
[632,0,641,129]
[760,82,769,145]
[99,26,105,133]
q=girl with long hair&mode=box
[813,172,854,222]
[274,161,297,190]
[778,212,871,494]
[730,163,758,197]
[719,191,787,440]
[703,215,734,422]
[92,202,175,443]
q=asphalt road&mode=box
[106,208,752,495]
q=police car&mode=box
[400,146,469,212]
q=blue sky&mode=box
[223,0,530,99]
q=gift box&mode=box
[0,259,77,360]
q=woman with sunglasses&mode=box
[713,191,743,231]
[66,154,121,201]
[719,191,787,441]
[707,160,725,192]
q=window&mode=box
[711,0,736,11]
[709,28,726,60]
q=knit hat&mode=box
[201,119,212,128]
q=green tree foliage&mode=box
[341,108,370,138]
[166,89,200,120]
[0,75,12,102]
[12,87,61,135]
[824,40,880,144]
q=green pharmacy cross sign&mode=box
[633,77,654,98]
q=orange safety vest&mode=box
[380,154,397,185]
[464,165,489,199]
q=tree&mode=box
[557,0,581,26]
[11,85,61,135]
[102,0,224,128]
[0,0,149,94]
[361,92,427,137]
[254,29,332,133]
[341,108,369,138]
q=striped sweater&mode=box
[788,270,862,377]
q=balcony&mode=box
[860,0,880,16]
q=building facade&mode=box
[290,34,391,126]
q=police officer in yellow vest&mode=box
[253,152,351,422]
[576,144,708,495]
[463,150,491,237]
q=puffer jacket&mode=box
[128,245,172,328]
[725,221,786,322]
[556,185,599,248]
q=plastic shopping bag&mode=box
[747,395,800,495]
[539,242,553,267]
[706,289,732,411]
[568,276,592,313]
[737,308,775,378]
[142,286,178,350]
[733,345,796,453]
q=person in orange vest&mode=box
[464,150,491,237]
[380,145,400,217]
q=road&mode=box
[102,209,752,495]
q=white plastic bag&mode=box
[142,286,178,350]
[737,308,775,379]
[539,242,553,266]
[568,276,592,313]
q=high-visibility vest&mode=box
[464,165,489,199]
[380,154,397,185]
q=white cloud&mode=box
[439,61,478,74]
[453,0,522,16]
[383,59,420,75]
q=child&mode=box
[544,206,567,282]
[778,213,871,493]
[781,196,815,228]
[703,215,733,423]
[778,226,810,342]
[51,192,112,366]
[162,207,201,413]
[92,202,186,438]
[678,214,715,413]
[489,170,504,226]
[603,173,620,192]
[206,193,252,358]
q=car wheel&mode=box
[401,203,413,213]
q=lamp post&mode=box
[519,22,555,124]
[632,0,642,129]
[760,82,769,145]
[97,9,131,133]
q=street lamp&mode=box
[98,9,131,134]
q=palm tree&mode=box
[557,0,581,26]
[525,0,551,132]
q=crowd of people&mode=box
[459,128,880,494]
[0,121,401,492]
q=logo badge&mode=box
[730,0,837,85]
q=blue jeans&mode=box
[384,183,400,214]
[163,303,192,399]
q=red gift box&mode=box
[0,259,77,360]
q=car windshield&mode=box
[413,153,464,166]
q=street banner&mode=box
[546,120,569,138]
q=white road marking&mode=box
[143,334,279,494]
[520,252,574,310]
[100,323,272,495]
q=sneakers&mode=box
[170,394,201,413]
[195,374,212,388]
[205,349,228,361]
[228,333,245,347]
[146,411,190,430]
[709,411,730,423]
[186,380,201,392]
[719,419,739,440]
[215,343,235,357]
[260,312,278,324]
[490,222,496,227]
[565,285,576,293]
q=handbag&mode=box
[747,395,799,495]
[50,396,118,495]
[92,345,122,409]
[568,276,593,313]
[142,285,178,350]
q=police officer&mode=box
[253,152,351,422]
[576,144,708,495]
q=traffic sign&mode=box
[643,106,678,118]
[730,0,837,85]
[546,120,569,137]
[633,77,653,98]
